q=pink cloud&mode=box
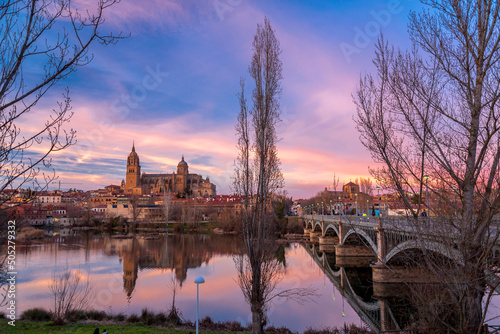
[16,2,380,199]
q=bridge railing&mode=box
[303,214,460,236]
[305,214,379,225]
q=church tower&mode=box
[177,155,188,175]
[126,142,141,191]
[175,155,188,193]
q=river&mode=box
[6,230,500,332]
[9,231,368,332]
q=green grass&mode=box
[0,320,247,334]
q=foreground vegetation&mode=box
[1,321,236,334]
[0,309,375,334]
[0,320,375,334]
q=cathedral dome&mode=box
[178,155,188,167]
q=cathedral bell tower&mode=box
[175,155,188,193]
[126,142,141,191]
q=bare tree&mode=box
[129,194,143,227]
[233,17,315,334]
[49,269,94,321]
[332,172,339,194]
[0,0,124,204]
[354,1,500,332]
[166,272,182,324]
[163,182,172,225]
[359,177,373,196]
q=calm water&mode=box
[10,231,366,332]
[7,231,500,332]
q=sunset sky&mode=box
[32,0,424,198]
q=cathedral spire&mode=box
[132,141,135,152]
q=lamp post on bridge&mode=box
[338,196,342,216]
[376,186,380,216]
[330,199,333,215]
[424,175,430,215]
[355,193,358,216]
[366,199,369,216]
[385,196,388,216]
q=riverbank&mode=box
[0,308,374,334]
[0,319,374,334]
[0,320,242,333]
[10,216,304,241]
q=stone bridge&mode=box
[302,214,500,331]
[302,214,463,284]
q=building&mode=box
[106,203,164,222]
[121,143,216,197]
[35,192,62,205]
[343,182,360,199]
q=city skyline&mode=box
[28,0,423,198]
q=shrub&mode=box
[20,308,52,322]
[140,308,156,325]
[200,315,214,327]
[197,316,248,331]
[66,309,87,322]
[126,313,140,323]
[85,310,108,321]
[304,324,375,334]
[156,311,167,324]
[166,306,183,326]
[113,313,126,322]
[225,321,245,331]
[265,326,293,334]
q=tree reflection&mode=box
[235,241,317,333]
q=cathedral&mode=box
[121,143,216,197]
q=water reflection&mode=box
[106,234,242,298]
[304,244,383,331]
[14,231,470,332]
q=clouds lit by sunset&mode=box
[28,0,423,198]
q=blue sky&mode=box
[28,0,424,198]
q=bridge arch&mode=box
[342,229,377,254]
[384,240,462,264]
[313,221,323,233]
[305,220,313,229]
[324,224,339,237]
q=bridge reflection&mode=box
[303,243,418,332]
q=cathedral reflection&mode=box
[106,234,242,299]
